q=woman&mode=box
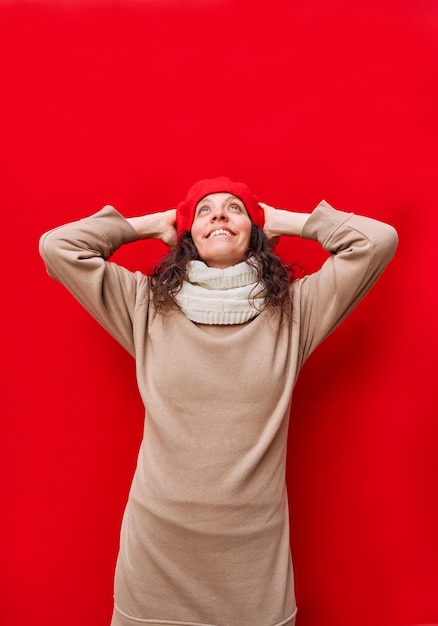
[39,176,398,626]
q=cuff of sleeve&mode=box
[301,199,353,240]
[82,205,139,252]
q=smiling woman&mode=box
[191,193,252,269]
[39,176,398,626]
[149,177,298,322]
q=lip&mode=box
[206,227,236,239]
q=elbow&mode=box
[39,230,55,263]
[384,224,399,259]
[373,223,399,265]
[38,230,62,280]
[38,233,49,261]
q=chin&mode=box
[203,256,244,269]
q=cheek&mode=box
[242,224,253,247]
[190,224,202,248]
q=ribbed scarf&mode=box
[175,259,265,325]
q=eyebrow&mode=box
[199,194,242,206]
[195,194,246,216]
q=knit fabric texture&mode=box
[176,176,264,234]
[174,259,265,325]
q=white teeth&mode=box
[209,229,233,238]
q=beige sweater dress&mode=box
[39,201,398,626]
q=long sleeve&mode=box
[295,200,398,363]
[39,205,149,357]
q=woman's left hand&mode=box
[259,202,312,241]
[259,202,281,248]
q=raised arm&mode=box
[126,209,177,246]
[261,199,398,363]
[39,206,177,356]
[260,201,312,243]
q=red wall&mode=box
[2,2,437,625]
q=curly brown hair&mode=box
[150,225,295,316]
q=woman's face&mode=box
[191,193,252,268]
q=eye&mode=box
[197,205,210,215]
[228,204,242,212]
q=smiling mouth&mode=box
[207,228,235,238]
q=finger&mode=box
[258,201,276,211]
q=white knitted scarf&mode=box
[175,259,265,325]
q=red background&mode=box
[1,1,437,625]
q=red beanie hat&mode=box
[176,176,264,235]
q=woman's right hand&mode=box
[127,209,177,248]
[157,209,178,248]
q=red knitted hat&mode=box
[176,176,264,235]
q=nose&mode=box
[211,205,227,221]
